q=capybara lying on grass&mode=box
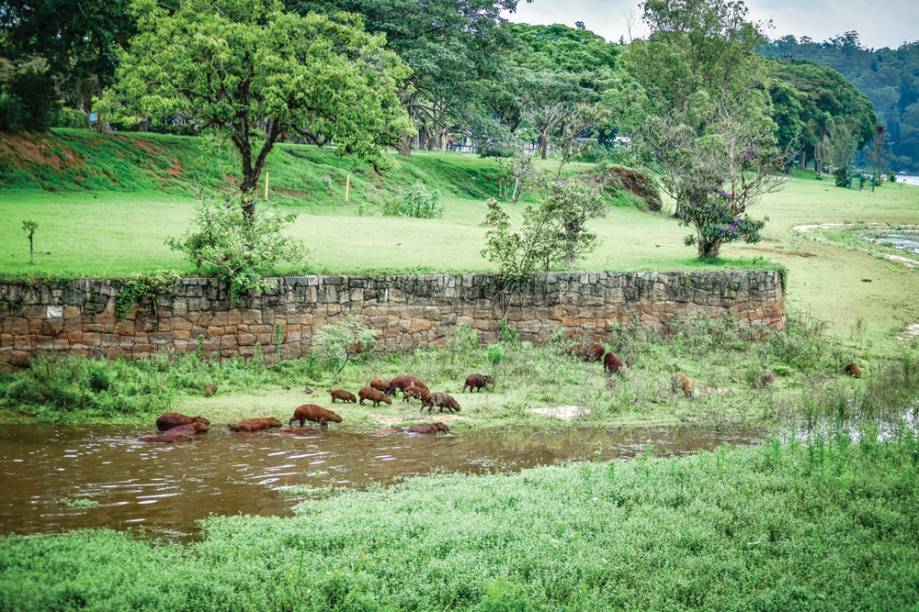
[845,363,862,378]
[370,378,390,393]
[571,343,605,362]
[229,418,283,432]
[139,421,208,443]
[155,412,211,432]
[202,384,219,397]
[604,351,625,375]
[463,374,494,393]
[422,392,461,413]
[289,404,342,428]
[359,386,392,406]
[330,389,357,403]
[408,422,450,434]
[671,372,695,399]
[386,375,428,397]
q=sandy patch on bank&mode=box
[529,406,591,421]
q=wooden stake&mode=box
[345,174,351,203]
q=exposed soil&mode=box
[0,133,81,171]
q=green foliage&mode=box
[382,181,443,218]
[166,196,306,301]
[310,316,376,374]
[0,57,59,131]
[20,219,36,265]
[113,271,181,320]
[1,432,917,609]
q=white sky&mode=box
[505,0,919,49]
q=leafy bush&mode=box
[383,181,443,218]
[53,107,89,129]
[0,57,59,132]
[167,195,306,301]
[310,316,377,375]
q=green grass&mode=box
[1,430,916,610]
[2,130,919,343]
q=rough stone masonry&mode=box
[0,270,785,369]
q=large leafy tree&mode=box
[290,0,529,153]
[100,0,410,219]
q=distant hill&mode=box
[761,32,919,172]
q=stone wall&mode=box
[0,271,785,368]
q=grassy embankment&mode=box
[1,430,916,610]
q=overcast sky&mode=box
[505,0,918,49]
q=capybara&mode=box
[603,351,625,375]
[370,378,390,393]
[359,386,392,406]
[844,363,862,378]
[330,388,357,403]
[277,427,323,436]
[155,412,211,432]
[571,343,605,362]
[463,374,494,393]
[386,375,428,397]
[760,370,776,387]
[422,392,461,413]
[229,417,283,432]
[139,422,208,443]
[408,422,450,434]
[671,372,695,399]
[202,384,219,397]
[289,404,342,428]
[402,382,431,403]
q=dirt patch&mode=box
[746,246,817,258]
[0,133,81,171]
[130,137,183,178]
[884,255,919,269]
[275,187,309,199]
[372,412,466,427]
[529,405,591,421]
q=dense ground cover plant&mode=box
[0,429,916,609]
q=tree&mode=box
[828,122,856,186]
[100,0,410,221]
[868,124,887,185]
[21,220,37,265]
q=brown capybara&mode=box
[155,412,211,432]
[386,375,428,397]
[760,370,776,387]
[844,363,862,378]
[229,417,283,432]
[603,351,625,375]
[571,343,605,362]
[370,378,390,393]
[289,404,342,428]
[359,386,392,407]
[671,372,695,399]
[463,374,494,393]
[402,382,431,403]
[422,392,461,414]
[139,422,208,443]
[330,389,357,403]
[202,384,219,397]
[408,422,450,434]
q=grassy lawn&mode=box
[1,432,916,610]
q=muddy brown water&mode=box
[0,424,765,537]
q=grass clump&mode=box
[0,430,916,609]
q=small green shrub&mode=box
[311,316,377,375]
[382,181,443,218]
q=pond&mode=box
[863,229,919,254]
[0,423,766,537]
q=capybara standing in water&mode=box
[570,343,605,362]
[422,392,461,414]
[463,374,494,393]
[386,375,428,397]
[671,373,695,399]
[139,421,208,443]
[408,422,450,434]
[330,389,357,403]
[229,418,283,432]
[359,386,392,407]
[155,412,211,432]
[289,404,342,428]
[603,351,625,375]
[370,378,390,393]
[844,363,862,378]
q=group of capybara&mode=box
[140,342,866,443]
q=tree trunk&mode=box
[398,134,412,156]
[799,149,806,170]
[698,238,722,259]
[539,133,549,160]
